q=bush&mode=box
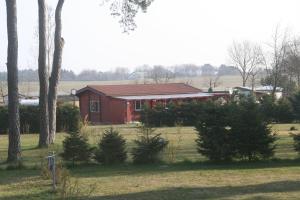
[291,133,300,154]
[19,105,40,134]
[273,98,294,123]
[132,125,168,164]
[94,127,127,164]
[61,131,93,165]
[231,97,276,161]
[177,102,205,126]
[259,95,294,123]
[0,106,8,134]
[259,95,276,123]
[140,103,177,127]
[57,104,81,133]
[0,104,80,134]
[0,106,40,134]
[195,102,234,161]
[290,91,300,121]
[140,101,206,127]
[195,98,277,161]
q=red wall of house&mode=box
[78,91,228,124]
[78,91,127,124]
[125,100,143,122]
[78,90,100,122]
[102,97,127,124]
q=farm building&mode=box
[76,83,227,124]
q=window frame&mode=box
[90,100,100,113]
[134,100,143,111]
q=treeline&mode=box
[0,64,238,82]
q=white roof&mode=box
[255,86,283,92]
[234,85,283,92]
[115,93,213,100]
[19,99,39,106]
[233,86,252,91]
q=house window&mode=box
[135,100,144,111]
[90,100,100,113]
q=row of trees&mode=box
[3,0,154,163]
[0,64,239,82]
[61,99,300,164]
[62,126,168,165]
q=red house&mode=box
[76,83,221,124]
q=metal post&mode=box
[71,89,77,107]
[47,151,56,191]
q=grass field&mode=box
[0,124,300,200]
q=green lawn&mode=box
[0,124,300,200]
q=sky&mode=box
[0,0,300,73]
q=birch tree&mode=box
[38,0,50,147]
[48,0,65,144]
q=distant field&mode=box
[0,124,300,200]
[12,75,243,96]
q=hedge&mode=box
[140,101,207,127]
[0,104,80,134]
[141,96,298,127]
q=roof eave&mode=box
[76,86,106,97]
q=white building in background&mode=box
[233,85,283,100]
[3,93,39,106]
[255,86,283,99]
[3,90,75,106]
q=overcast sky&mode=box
[0,0,300,73]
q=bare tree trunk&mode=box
[38,0,50,147]
[242,77,246,87]
[0,81,5,103]
[5,0,21,162]
[48,0,65,144]
[46,5,55,75]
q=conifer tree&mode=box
[95,127,127,164]
[61,131,93,165]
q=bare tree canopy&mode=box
[228,41,264,86]
[149,65,175,83]
[285,38,300,87]
[262,27,290,96]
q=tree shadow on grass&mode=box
[0,169,39,185]
[71,159,300,178]
[86,180,300,200]
[3,180,297,200]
